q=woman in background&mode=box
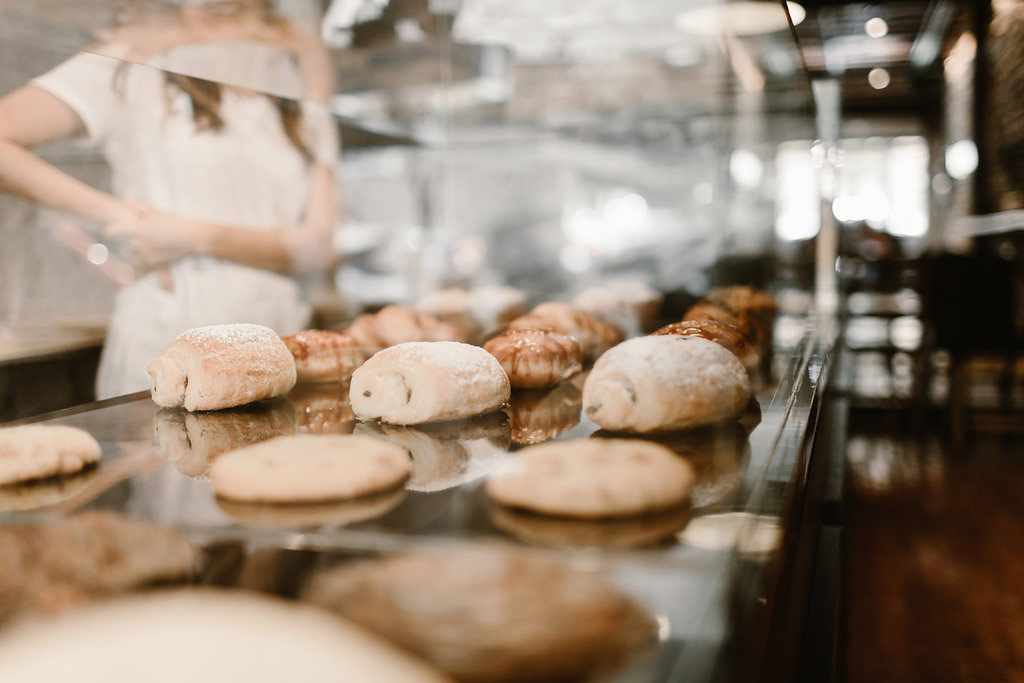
[0,0,339,398]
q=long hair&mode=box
[115,0,312,159]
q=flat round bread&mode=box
[485,438,695,518]
[0,590,452,683]
[302,548,654,683]
[0,424,100,486]
[210,434,410,503]
[583,335,751,433]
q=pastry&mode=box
[302,548,654,683]
[283,329,366,383]
[344,313,386,356]
[284,383,356,434]
[505,382,582,446]
[682,300,762,348]
[216,487,407,529]
[571,281,662,337]
[489,504,691,549]
[0,424,101,487]
[147,324,297,411]
[509,302,622,362]
[372,305,465,346]
[652,319,760,372]
[152,400,297,480]
[210,434,411,503]
[0,590,453,683]
[707,285,778,323]
[484,327,583,389]
[486,438,695,518]
[582,336,751,432]
[350,342,511,425]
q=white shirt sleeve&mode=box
[300,100,340,168]
[31,49,125,147]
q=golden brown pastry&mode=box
[506,382,582,445]
[152,400,298,480]
[483,327,583,389]
[302,548,655,683]
[282,330,366,383]
[147,324,296,411]
[681,300,758,345]
[707,285,778,321]
[652,320,760,372]
[508,302,622,362]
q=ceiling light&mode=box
[868,68,891,89]
[865,17,889,38]
[674,2,805,37]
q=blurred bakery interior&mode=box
[1,0,1023,681]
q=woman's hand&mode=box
[104,199,204,271]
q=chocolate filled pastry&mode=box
[152,400,298,480]
[282,330,366,384]
[350,341,511,425]
[652,320,760,372]
[489,504,691,549]
[147,324,297,411]
[484,327,583,389]
[284,383,356,434]
[302,548,655,683]
[506,382,582,446]
[583,336,751,433]
[509,302,622,362]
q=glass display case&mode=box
[0,1,834,681]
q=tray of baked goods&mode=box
[0,284,825,681]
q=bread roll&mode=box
[652,319,760,372]
[152,400,297,480]
[350,342,511,425]
[147,324,297,411]
[582,336,751,432]
[0,424,100,486]
[283,330,366,383]
[484,327,583,389]
[509,302,621,362]
[302,549,654,683]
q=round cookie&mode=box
[485,438,695,518]
[210,434,410,503]
[0,424,100,487]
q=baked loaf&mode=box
[152,401,297,480]
[484,327,583,389]
[583,335,751,432]
[652,319,760,372]
[210,434,411,503]
[0,424,100,486]
[0,590,452,683]
[147,324,297,411]
[302,548,654,683]
[350,342,511,425]
[283,329,366,383]
[509,302,622,362]
[486,438,695,518]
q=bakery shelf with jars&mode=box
[0,1,831,681]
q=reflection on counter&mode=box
[284,383,356,434]
[489,504,691,550]
[216,487,407,530]
[678,512,783,557]
[505,382,582,446]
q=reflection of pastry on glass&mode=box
[355,413,510,491]
[593,421,750,508]
[509,301,622,362]
[506,382,582,446]
[282,329,366,384]
[153,399,297,480]
[302,548,656,683]
[284,383,355,434]
[216,488,406,529]
[572,281,662,338]
[484,328,583,389]
[489,504,690,550]
[354,422,469,492]
[0,466,99,512]
[652,320,760,372]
